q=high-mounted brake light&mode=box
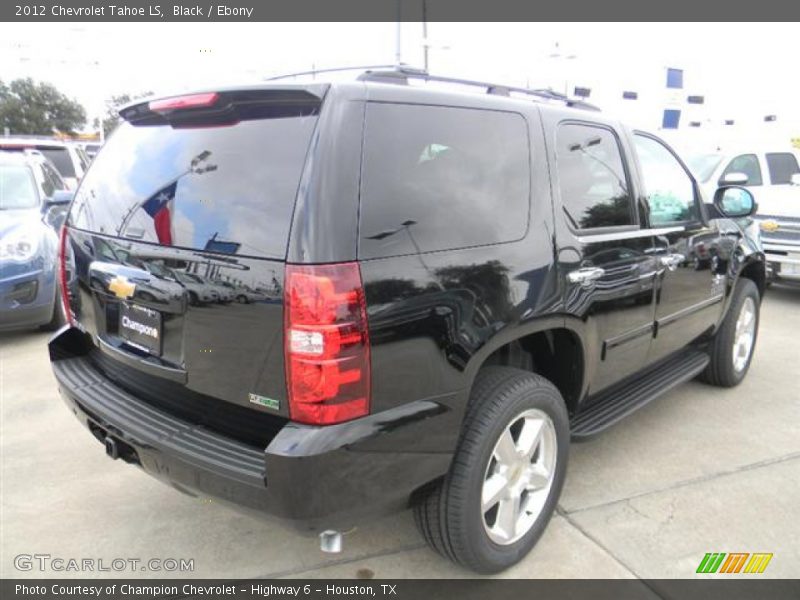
[284,263,371,425]
[58,225,73,326]
[149,92,220,113]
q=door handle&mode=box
[659,253,685,271]
[567,267,605,284]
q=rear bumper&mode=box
[50,337,453,533]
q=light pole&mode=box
[547,42,577,96]
[395,1,402,64]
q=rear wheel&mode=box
[413,367,569,573]
[701,278,760,387]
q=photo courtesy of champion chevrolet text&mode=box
[0,2,798,599]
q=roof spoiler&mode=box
[119,87,327,128]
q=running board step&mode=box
[570,350,710,440]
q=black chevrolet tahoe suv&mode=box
[49,67,765,573]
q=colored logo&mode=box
[759,220,780,233]
[248,393,280,411]
[696,552,773,574]
[109,275,136,300]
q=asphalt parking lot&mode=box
[1,284,798,580]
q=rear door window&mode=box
[721,154,762,186]
[359,103,530,258]
[37,147,75,178]
[69,111,318,259]
[765,152,800,184]
[555,123,635,230]
[40,161,65,196]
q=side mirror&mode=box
[791,173,800,186]
[714,186,757,218]
[43,190,74,210]
[719,172,749,186]
[41,191,73,230]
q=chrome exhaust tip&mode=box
[319,530,343,553]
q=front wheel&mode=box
[414,367,569,573]
[700,278,760,387]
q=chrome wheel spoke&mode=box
[495,494,521,538]
[732,297,756,373]
[516,417,544,458]
[482,473,509,512]
[525,463,550,490]
[494,429,519,464]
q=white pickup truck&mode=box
[688,148,800,282]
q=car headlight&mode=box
[0,230,40,262]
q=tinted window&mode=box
[40,161,65,197]
[634,134,698,225]
[38,147,75,178]
[686,153,723,183]
[69,114,318,259]
[721,154,762,186]
[556,123,633,229]
[38,164,55,198]
[0,165,38,209]
[74,146,90,171]
[765,152,800,184]
[359,103,530,258]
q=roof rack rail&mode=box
[264,64,407,82]
[357,66,601,112]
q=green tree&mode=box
[102,91,152,137]
[0,78,86,135]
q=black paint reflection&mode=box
[64,228,288,414]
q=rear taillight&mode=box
[58,225,73,325]
[284,263,371,425]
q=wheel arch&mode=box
[737,256,766,299]
[462,316,587,416]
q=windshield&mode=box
[686,154,723,183]
[144,262,174,279]
[0,165,39,210]
[173,271,196,284]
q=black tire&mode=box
[700,278,760,387]
[413,367,569,573]
[188,291,200,306]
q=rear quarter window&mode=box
[358,103,530,259]
[765,152,800,184]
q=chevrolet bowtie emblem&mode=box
[759,220,780,233]
[108,275,136,300]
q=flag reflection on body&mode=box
[141,181,177,245]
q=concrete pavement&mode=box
[1,284,798,579]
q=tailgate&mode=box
[62,88,323,423]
